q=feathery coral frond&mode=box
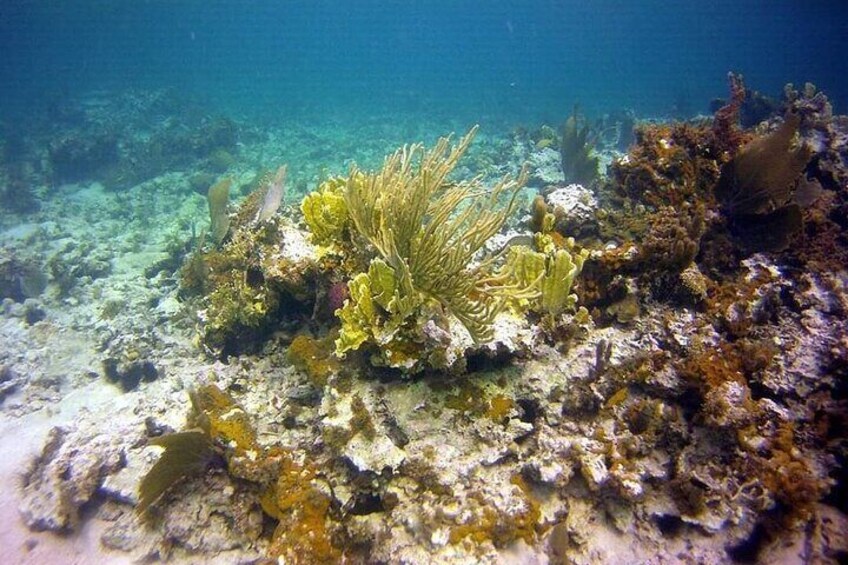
[342,125,528,342]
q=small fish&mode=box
[255,165,287,224]
[498,234,535,253]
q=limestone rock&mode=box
[19,426,126,532]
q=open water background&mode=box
[2,1,847,123]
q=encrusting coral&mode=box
[137,384,342,563]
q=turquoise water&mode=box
[2,1,847,121]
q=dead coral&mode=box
[710,71,750,159]
[449,474,542,549]
[135,383,345,562]
[20,426,125,532]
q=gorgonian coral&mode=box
[302,126,587,370]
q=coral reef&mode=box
[180,168,319,356]
[3,80,847,565]
[327,128,590,372]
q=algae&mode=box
[137,430,215,515]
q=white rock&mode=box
[545,184,598,227]
[344,434,406,474]
[579,452,609,491]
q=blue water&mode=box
[2,0,847,122]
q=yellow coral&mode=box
[342,125,528,343]
[301,177,351,247]
[497,240,589,317]
[268,454,341,563]
[335,258,423,357]
[335,272,378,354]
[189,384,258,454]
[539,247,587,316]
[449,474,541,548]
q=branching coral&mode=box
[194,127,590,370]
[334,126,536,363]
[711,71,748,159]
[343,126,527,339]
[297,126,594,371]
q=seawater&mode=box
[1,0,847,123]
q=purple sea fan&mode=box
[327,281,349,313]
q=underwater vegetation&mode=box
[206,178,232,246]
[716,111,812,252]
